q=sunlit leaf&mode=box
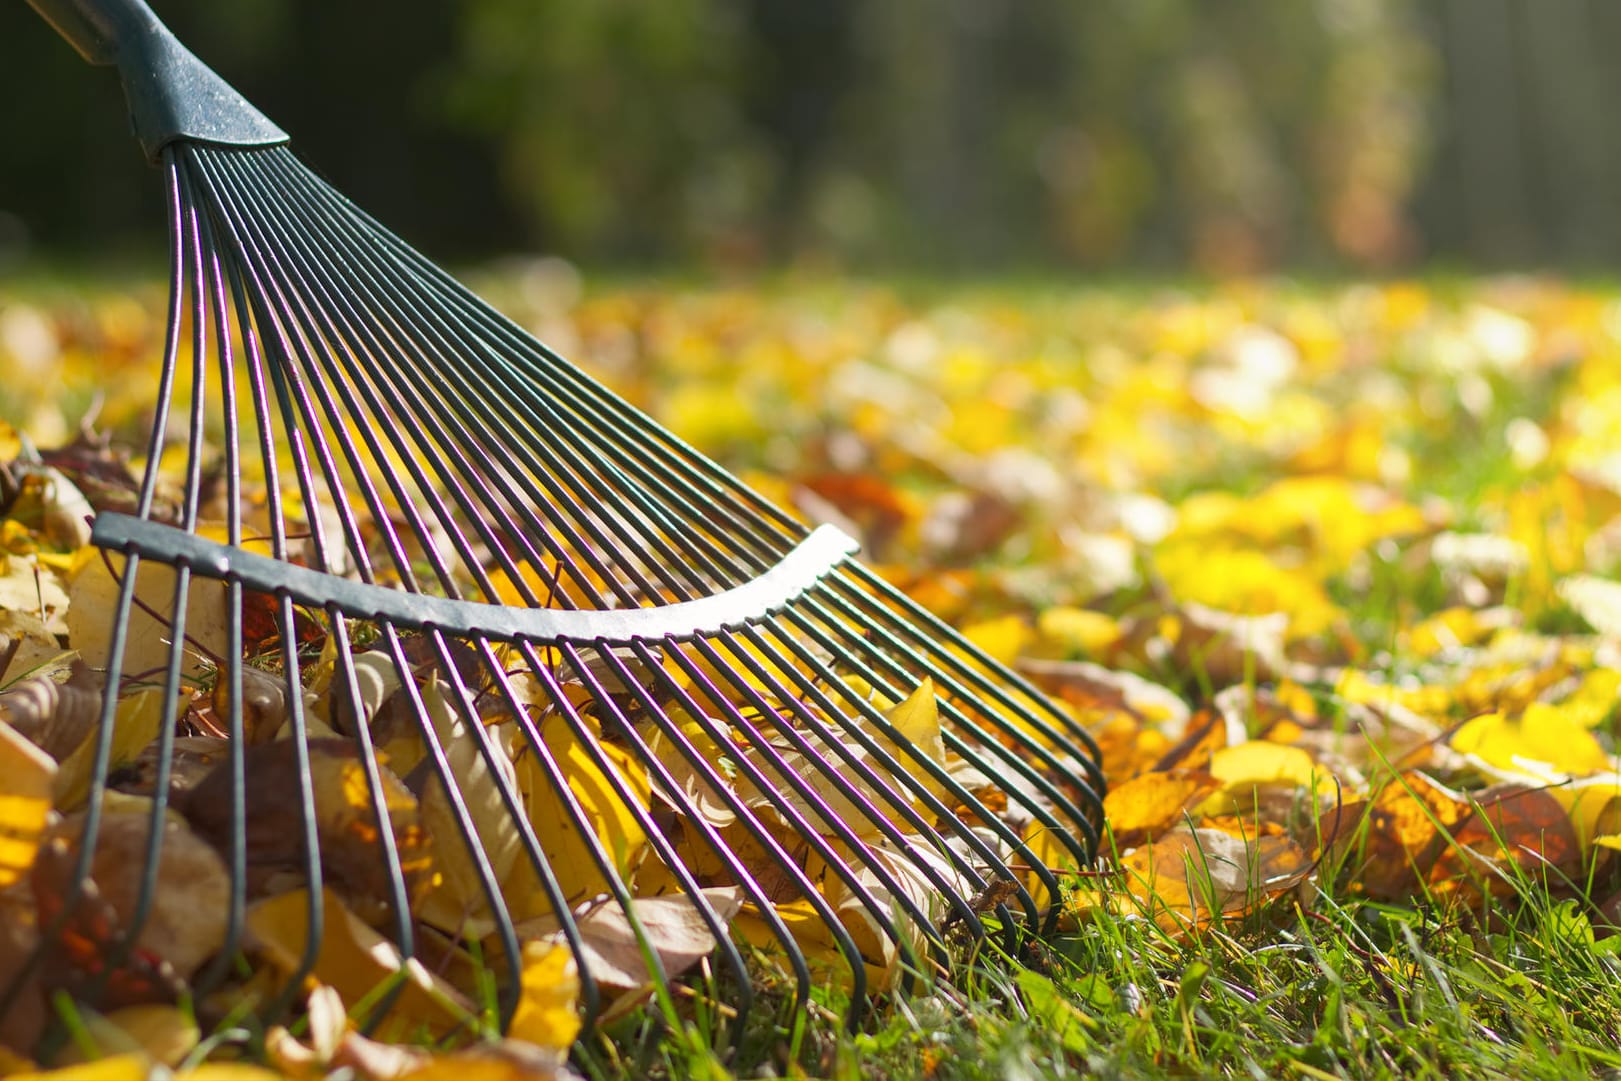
[246,888,476,1038]
[505,714,652,920]
[507,941,581,1053]
[1102,771,1219,846]
[1450,704,1612,780]
[0,719,55,887]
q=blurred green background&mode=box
[1,0,1616,273]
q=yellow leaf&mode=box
[875,679,951,798]
[175,1066,289,1080]
[1546,775,1621,850]
[1154,544,1344,639]
[959,615,1032,667]
[730,898,878,991]
[53,688,183,810]
[245,888,475,1040]
[1562,667,1621,729]
[51,1005,198,1070]
[0,721,55,888]
[507,941,582,1052]
[505,714,651,920]
[5,1054,150,1080]
[1208,742,1325,792]
[1402,606,1516,658]
[1450,704,1612,779]
[1102,772,1219,841]
[1036,606,1121,657]
[65,546,228,680]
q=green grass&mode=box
[571,864,1621,1080]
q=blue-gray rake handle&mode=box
[27,0,287,160]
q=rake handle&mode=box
[26,0,288,161]
[26,0,141,64]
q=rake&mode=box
[10,0,1105,1049]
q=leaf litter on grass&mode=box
[2,276,1621,1076]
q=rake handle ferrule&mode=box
[27,0,288,162]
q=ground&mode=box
[2,271,1620,1079]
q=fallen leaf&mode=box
[417,678,524,932]
[246,888,475,1039]
[1428,784,1580,899]
[183,740,433,926]
[50,1004,199,1069]
[1117,825,1313,929]
[65,547,227,680]
[1102,771,1220,847]
[0,718,57,888]
[505,714,651,919]
[54,687,184,810]
[0,664,100,760]
[44,798,231,979]
[1450,704,1612,780]
[513,887,745,994]
[507,940,581,1053]
[0,610,71,687]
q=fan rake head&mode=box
[12,0,1105,1051]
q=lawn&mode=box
[2,271,1620,1079]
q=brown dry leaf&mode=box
[246,888,476,1039]
[1337,770,1473,900]
[0,664,99,761]
[0,883,46,1054]
[210,666,293,745]
[268,982,473,1081]
[820,837,968,989]
[320,648,405,738]
[1151,710,1231,773]
[1427,784,1580,899]
[795,472,915,555]
[44,799,231,980]
[514,886,745,995]
[1117,825,1313,930]
[1102,771,1220,848]
[115,736,231,802]
[182,739,433,926]
[1021,658,1193,734]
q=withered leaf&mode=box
[182,739,432,926]
[1102,771,1220,848]
[1117,825,1313,930]
[515,886,745,995]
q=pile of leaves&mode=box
[2,272,1621,1077]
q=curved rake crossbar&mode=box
[93,512,861,642]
